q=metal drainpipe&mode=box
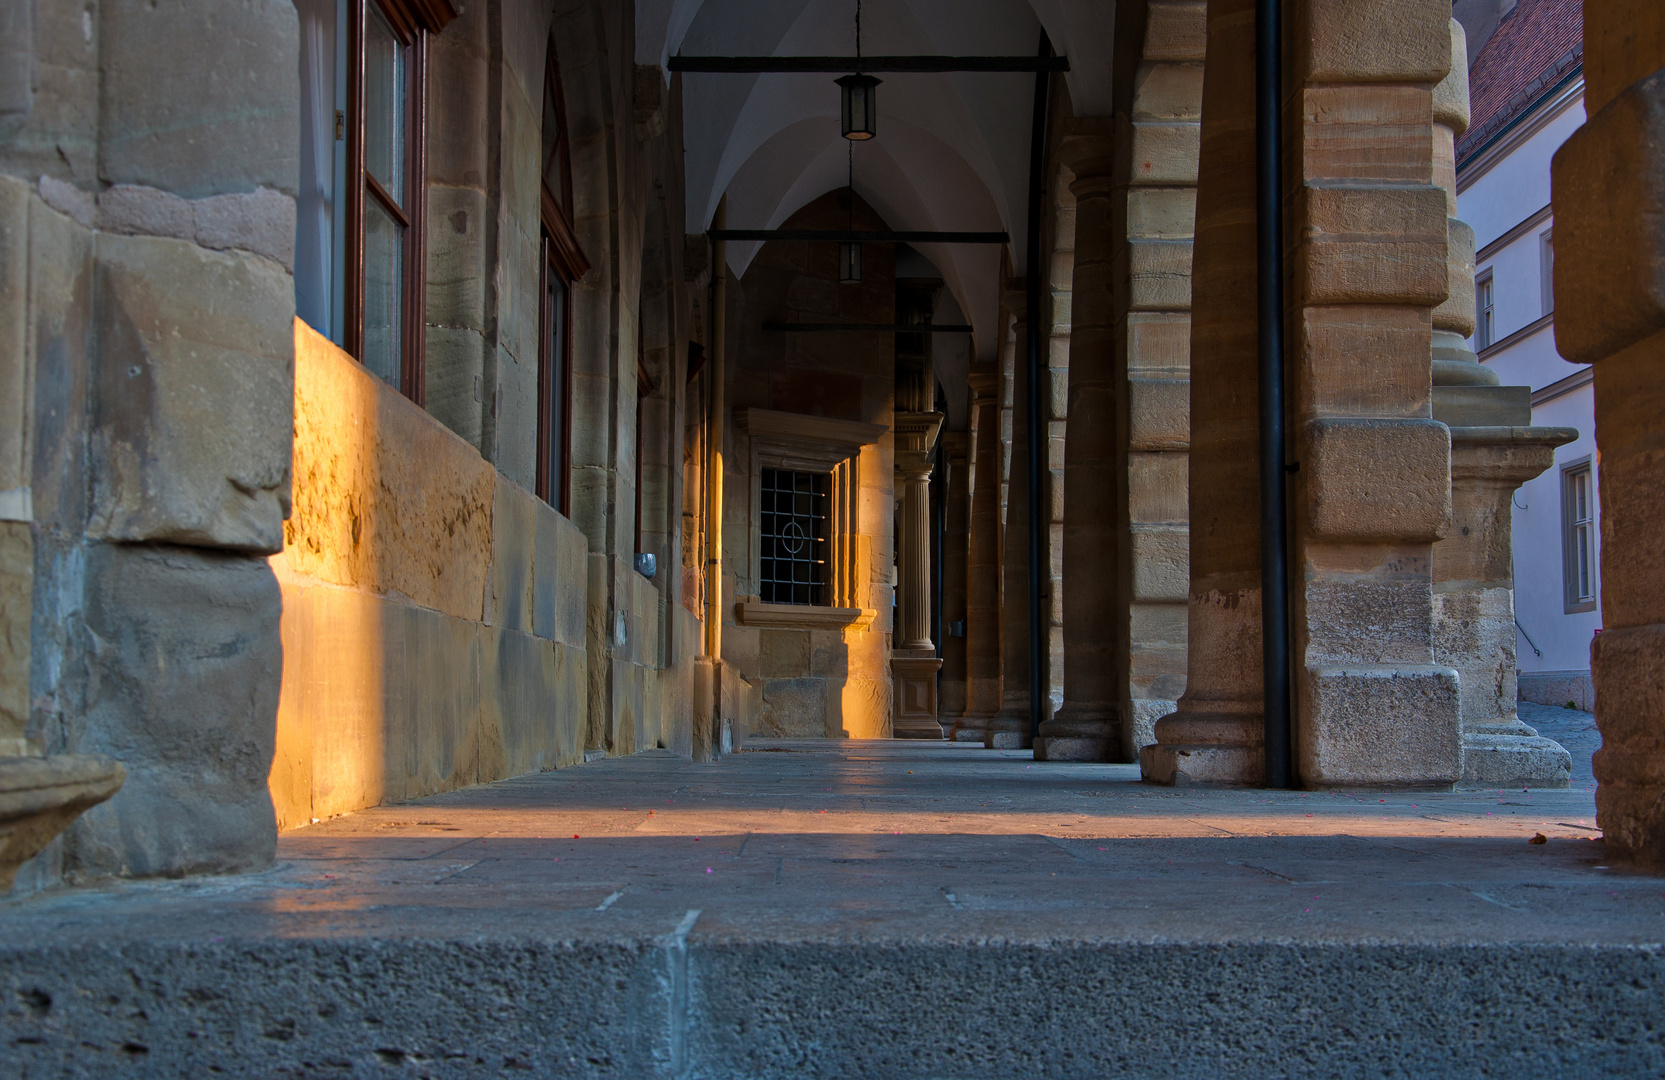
[1026,31,1052,745]
[1257,0,1292,787]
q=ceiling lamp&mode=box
[839,241,863,285]
[836,73,880,141]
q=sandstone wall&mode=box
[270,323,591,829]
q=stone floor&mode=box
[3,712,1662,1078]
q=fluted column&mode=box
[1428,17,1575,785]
[955,365,1003,742]
[891,413,945,737]
[1039,137,1121,761]
[988,289,1034,749]
[897,460,934,650]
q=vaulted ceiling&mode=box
[635,0,1119,359]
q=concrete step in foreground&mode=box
[2,739,1659,1078]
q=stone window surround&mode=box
[536,30,589,516]
[735,408,885,630]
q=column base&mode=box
[1592,623,1665,865]
[1461,732,1573,787]
[1299,666,1461,787]
[1140,743,1265,786]
[1139,706,1264,786]
[951,715,994,742]
[891,652,944,739]
[1034,702,1122,762]
[983,714,1032,750]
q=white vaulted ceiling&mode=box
[635,0,1118,360]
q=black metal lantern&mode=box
[839,241,863,284]
[836,73,880,140]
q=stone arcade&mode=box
[2,0,1665,1074]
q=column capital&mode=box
[967,362,1001,401]
[1058,117,1117,192]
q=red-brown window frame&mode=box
[344,0,456,403]
[537,39,589,515]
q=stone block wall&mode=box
[723,192,897,740]
[269,323,592,830]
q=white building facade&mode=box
[1458,61,1595,708]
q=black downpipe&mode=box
[1257,0,1292,787]
[1026,31,1052,744]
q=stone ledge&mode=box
[737,600,875,630]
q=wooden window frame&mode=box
[343,0,454,403]
[1475,268,1495,350]
[1539,228,1555,317]
[536,38,589,514]
[1561,456,1597,614]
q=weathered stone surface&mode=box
[759,678,825,739]
[1129,122,1202,186]
[1302,418,1451,542]
[280,321,493,622]
[68,542,280,879]
[1130,526,1189,603]
[1552,71,1665,366]
[1144,1,1208,62]
[1297,184,1448,305]
[0,521,30,752]
[1299,667,1461,787]
[487,478,539,634]
[1127,377,1191,451]
[0,176,27,501]
[98,184,298,270]
[759,630,811,679]
[533,502,589,648]
[1593,623,1665,864]
[86,234,294,554]
[99,0,301,198]
[0,753,124,894]
[1297,0,1451,84]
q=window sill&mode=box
[737,600,876,630]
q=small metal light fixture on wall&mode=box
[836,73,880,140]
[839,240,863,284]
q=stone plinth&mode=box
[0,755,125,893]
[891,650,945,739]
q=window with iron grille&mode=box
[759,468,829,605]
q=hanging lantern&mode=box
[839,241,863,284]
[836,73,880,141]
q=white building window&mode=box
[1540,228,1554,316]
[1476,269,1495,349]
[1562,459,1597,613]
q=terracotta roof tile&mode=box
[1457,0,1583,165]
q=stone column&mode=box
[1553,4,1665,861]
[1427,18,1575,786]
[1286,0,1460,786]
[891,417,945,737]
[1041,135,1121,761]
[955,365,1003,742]
[988,291,1035,749]
[938,431,971,731]
[1142,0,1264,784]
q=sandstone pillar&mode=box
[1427,19,1574,786]
[1142,0,1263,784]
[1042,138,1121,761]
[1285,0,1461,786]
[988,293,1035,749]
[955,365,1003,742]
[892,420,944,737]
[1553,4,1665,860]
[938,432,971,731]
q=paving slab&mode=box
[2,736,1660,1078]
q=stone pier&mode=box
[1554,3,1665,861]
